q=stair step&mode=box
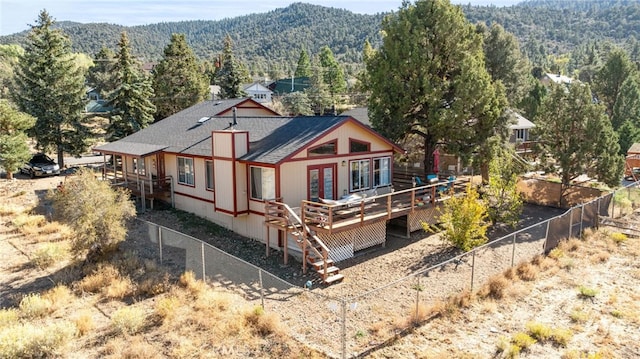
[317,266,340,276]
[323,273,345,284]
[307,258,334,269]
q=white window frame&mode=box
[350,159,370,192]
[177,157,195,186]
[373,157,391,187]
[205,160,214,190]
[250,166,275,200]
[515,128,529,141]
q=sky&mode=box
[0,0,522,36]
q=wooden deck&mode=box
[300,178,467,234]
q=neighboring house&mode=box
[340,107,371,127]
[269,76,311,95]
[243,82,273,103]
[507,110,535,154]
[625,143,640,180]
[541,73,575,86]
[85,88,112,113]
[94,97,423,283]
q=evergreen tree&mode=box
[318,46,346,104]
[216,35,247,99]
[617,120,640,156]
[152,33,209,120]
[86,46,117,100]
[485,146,523,227]
[593,48,636,117]
[305,56,332,115]
[281,92,313,115]
[108,32,156,141]
[480,22,532,108]
[14,10,89,168]
[365,0,507,178]
[0,99,35,179]
[534,83,624,205]
[0,44,24,99]
[611,75,640,131]
[294,49,311,78]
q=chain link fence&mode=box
[134,181,639,358]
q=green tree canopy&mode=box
[479,22,532,108]
[534,83,624,205]
[365,0,507,178]
[611,75,640,131]
[14,10,89,168]
[108,32,156,142]
[216,35,248,99]
[305,55,332,115]
[152,33,210,120]
[0,99,35,179]
[0,44,24,99]
[318,45,346,103]
[280,91,313,115]
[617,120,640,156]
[593,48,636,117]
[294,49,311,77]
[87,46,117,100]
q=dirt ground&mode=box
[2,174,638,358]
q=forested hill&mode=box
[2,0,640,71]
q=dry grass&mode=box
[516,262,539,281]
[244,305,282,336]
[590,250,610,263]
[31,242,69,268]
[104,335,162,359]
[12,213,45,229]
[0,321,76,358]
[480,274,510,299]
[43,285,74,311]
[19,293,52,318]
[111,306,146,335]
[0,203,26,216]
[179,271,207,295]
[73,311,95,336]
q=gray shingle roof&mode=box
[94,99,350,164]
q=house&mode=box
[85,88,113,114]
[340,107,371,127]
[624,143,640,180]
[507,110,535,154]
[94,97,440,283]
[541,73,575,86]
[243,82,273,103]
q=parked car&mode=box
[21,153,60,178]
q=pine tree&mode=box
[87,46,117,100]
[617,120,640,156]
[152,33,210,120]
[593,48,636,117]
[14,10,89,168]
[365,0,507,178]
[611,75,640,131]
[216,35,247,99]
[318,46,346,104]
[305,56,332,115]
[294,49,311,78]
[0,99,35,179]
[0,44,24,99]
[534,83,624,205]
[108,32,156,142]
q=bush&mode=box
[74,311,95,336]
[111,306,146,335]
[578,285,599,299]
[611,232,628,244]
[0,309,19,329]
[155,296,180,321]
[0,321,76,358]
[50,168,136,260]
[512,332,536,349]
[244,306,281,336]
[526,321,551,341]
[31,242,68,268]
[426,184,489,252]
[19,294,52,318]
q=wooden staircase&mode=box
[265,201,344,284]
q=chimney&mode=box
[232,107,237,128]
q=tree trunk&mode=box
[6,171,13,180]
[480,161,490,184]
[57,144,65,169]
[423,135,435,178]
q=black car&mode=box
[21,154,60,178]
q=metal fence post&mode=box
[341,299,347,359]
[511,233,516,267]
[201,242,206,280]
[569,209,574,239]
[259,269,265,310]
[579,205,584,237]
[470,251,476,292]
[415,276,421,321]
[158,224,163,264]
[543,220,550,254]
[612,192,616,219]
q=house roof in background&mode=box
[269,76,311,94]
[341,107,370,127]
[507,109,535,130]
[543,73,574,85]
[628,143,640,154]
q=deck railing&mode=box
[300,178,467,233]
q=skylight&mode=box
[198,117,210,123]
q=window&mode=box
[133,158,145,175]
[349,139,370,153]
[205,160,214,190]
[350,159,370,192]
[177,157,194,186]
[373,157,391,187]
[515,129,529,141]
[309,140,337,156]
[250,167,275,200]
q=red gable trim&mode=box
[214,98,281,116]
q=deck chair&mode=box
[414,176,425,186]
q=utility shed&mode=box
[625,143,640,180]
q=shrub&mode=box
[485,148,524,227]
[77,264,120,293]
[50,168,136,260]
[244,306,281,336]
[155,296,180,321]
[74,311,95,336]
[104,276,133,299]
[426,184,489,252]
[570,307,589,323]
[179,271,207,295]
[516,262,538,281]
[12,213,45,228]
[551,328,573,346]
[19,294,52,318]
[0,309,19,329]
[111,306,146,335]
[482,275,509,299]
[610,232,628,244]
[31,242,68,268]
[526,321,552,341]
[0,321,76,358]
[0,203,25,216]
[43,285,73,311]
[512,332,536,349]
[578,285,599,299]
